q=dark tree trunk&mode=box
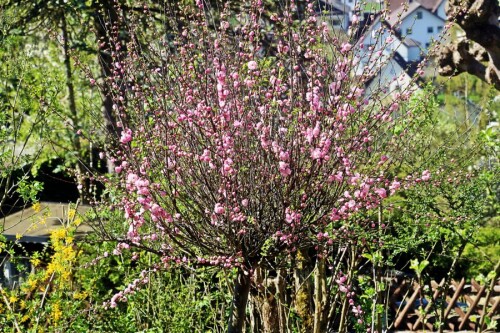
[60,5,90,202]
[91,0,121,136]
[228,267,252,333]
[91,0,129,173]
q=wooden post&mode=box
[394,284,421,329]
[443,278,465,319]
[412,279,445,330]
[478,260,500,332]
[458,283,486,330]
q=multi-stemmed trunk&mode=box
[228,267,252,333]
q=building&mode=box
[0,202,91,289]
[317,0,351,31]
[386,1,445,54]
[364,52,419,96]
[386,0,447,20]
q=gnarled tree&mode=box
[439,0,500,90]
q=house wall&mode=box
[398,7,445,53]
[359,21,416,63]
[318,13,349,32]
[366,57,402,93]
[435,1,447,20]
[394,43,409,61]
[407,45,421,61]
[360,20,394,55]
[366,59,417,95]
[330,13,350,31]
[340,0,358,15]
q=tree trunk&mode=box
[60,5,89,202]
[313,257,327,333]
[294,249,314,332]
[439,0,500,90]
[249,267,286,333]
[228,267,251,333]
[91,0,124,173]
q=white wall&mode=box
[365,57,417,99]
[407,45,421,61]
[399,7,445,53]
[435,1,447,20]
[358,21,415,62]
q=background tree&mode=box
[438,0,500,90]
[0,14,47,217]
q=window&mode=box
[406,28,412,35]
[416,11,423,19]
[1,258,32,289]
[437,26,443,32]
[427,27,434,33]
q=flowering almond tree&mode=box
[92,1,432,331]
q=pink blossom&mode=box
[389,180,401,194]
[247,61,258,70]
[421,170,431,181]
[279,151,290,161]
[127,173,139,184]
[311,148,323,160]
[340,42,352,53]
[279,161,292,177]
[389,102,399,112]
[120,128,133,144]
[214,203,225,215]
[374,188,387,198]
[223,158,234,174]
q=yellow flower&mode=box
[32,202,41,213]
[15,233,22,240]
[30,257,41,267]
[52,302,62,323]
[50,228,67,243]
[25,277,38,292]
[73,217,82,226]
[61,270,71,282]
[8,295,18,304]
[68,208,76,221]
[73,291,88,300]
